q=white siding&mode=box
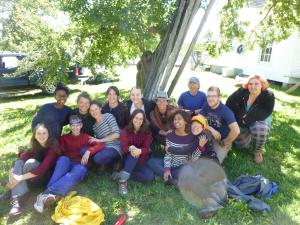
[290,32,300,79]
[206,31,300,83]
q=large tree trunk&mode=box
[136,51,154,89]
[140,0,203,100]
[168,0,216,96]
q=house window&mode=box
[260,44,272,62]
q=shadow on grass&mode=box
[0,88,82,104]
[0,107,37,137]
[270,83,300,97]
[222,103,300,224]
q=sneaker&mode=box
[118,181,128,195]
[44,194,57,207]
[34,193,56,213]
[8,197,22,217]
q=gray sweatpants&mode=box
[11,159,40,197]
[213,140,232,164]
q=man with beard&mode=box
[200,86,240,164]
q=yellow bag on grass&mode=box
[52,191,105,225]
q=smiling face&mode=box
[207,90,221,109]
[55,90,68,106]
[247,78,262,95]
[78,97,90,114]
[188,82,200,95]
[70,123,82,136]
[173,114,187,130]
[130,88,143,105]
[35,126,49,146]
[156,99,168,113]
[132,112,144,131]
[191,121,203,135]
[89,104,102,120]
[107,88,119,105]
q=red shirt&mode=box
[59,133,104,163]
[20,147,59,176]
[120,129,153,165]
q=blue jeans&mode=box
[147,158,183,179]
[123,154,154,183]
[46,156,87,196]
[92,147,121,165]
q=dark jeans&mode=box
[147,158,183,179]
[46,156,87,196]
[92,147,121,165]
[123,154,154,182]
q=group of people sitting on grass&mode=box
[1,74,275,219]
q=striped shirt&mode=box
[93,113,121,155]
[164,131,201,169]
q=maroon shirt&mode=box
[120,129,153,165]
[59,133,104,163]
[20,147,59,176]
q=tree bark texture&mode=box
[140,0,204,100]
[168,0,216,96]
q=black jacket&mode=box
[102,102,130,129]
[226,88,275,127]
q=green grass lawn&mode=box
[0,84,299,225]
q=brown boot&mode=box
[254,150,263,164]
[8,197,22,217]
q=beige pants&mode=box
[212,140,232,164]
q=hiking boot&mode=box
[8,197,22,217]
[254,150,263,164]
[118,180,128,195]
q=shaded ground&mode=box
[0,67,299,225]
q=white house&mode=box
[196,0,300,85]
[205,31,300,85]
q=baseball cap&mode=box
[189,77,200,85]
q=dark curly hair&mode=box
[126,109,150,133]
[54,83,70,96]
[170,110,191,133]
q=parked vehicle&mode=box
[0,52,82,95]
